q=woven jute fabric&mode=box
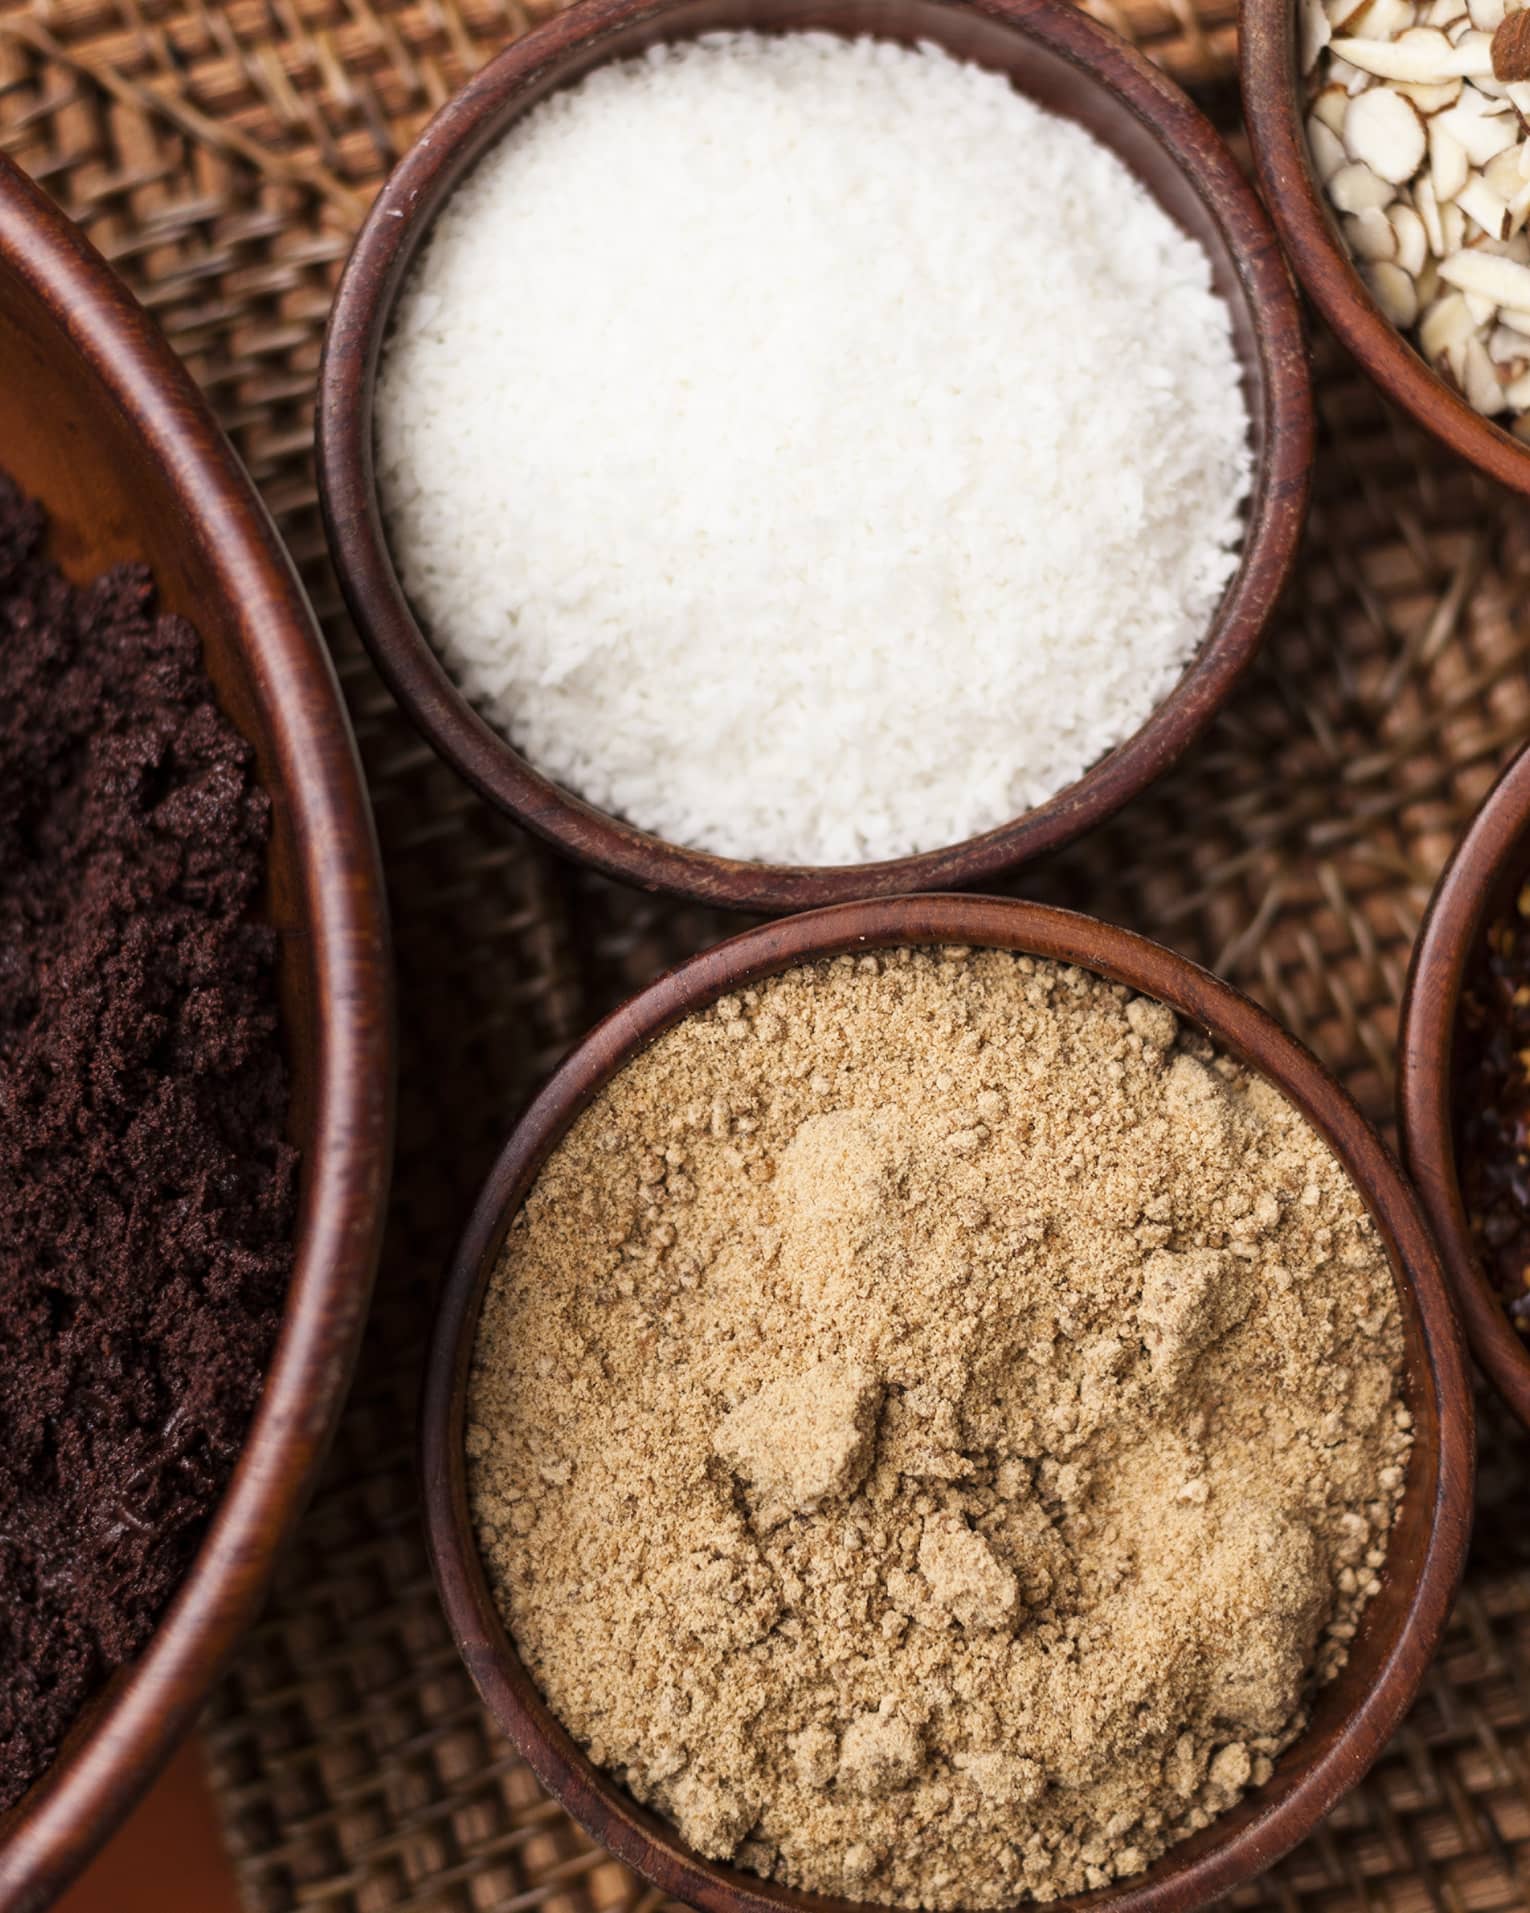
[5,2,1530,1906]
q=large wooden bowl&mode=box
[1240,0,1530,496]
[422,894,1473,1913]
[0,156,393,1910]
[319,0,1313,915]
[1399,745,1530,1429]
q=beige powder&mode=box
[467,949,1411,1907]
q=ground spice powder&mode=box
[469,949,1411,1908]
[0,473,295,1809]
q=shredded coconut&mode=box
[377,33,1252,866]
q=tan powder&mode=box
[467,949,1411,1907]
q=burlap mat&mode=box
[5,2,1530,1905]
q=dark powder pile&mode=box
[0,471,296,1809]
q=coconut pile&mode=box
[1305,0,1530,423]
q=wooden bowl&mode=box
[319,0,1313,915]
[0,156,393,1910]
[1399,745,1530,1428]
[422,893,1472,1913]
[1240,0,1530,495]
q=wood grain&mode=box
[422,893,1474,1913]
[1239,0,1530,495]
[0,153,394,1913]
[318,0,1313,914]
[1399,744,1530,1429]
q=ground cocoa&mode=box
[0,472,295,1809]
[469,948,1411,1907]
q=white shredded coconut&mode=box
[376,32,1252,867]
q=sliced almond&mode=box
[1489,318,1530,357]
[1431,119,1473,194]
[1497,302,1530,329]
[1328,54,1376,92]
[1427,0,1470,23]
[1347,205,1402,256]
[1485,143,1527,189]
[1472,0,1509,28]
[1506,78,1530,118]
[1443,195,1471,245]
[1325,0,1374,27]
[1364,259,1422,321]
[1302,0,1334,71]
[1466,287,1500,321]
[1330,157,1400,208]
[1418,168,1449,247]
[1460,170,1515,230]
[1346,86,1429,178]
[1308,115,1351,181]
[1505,365,1530,401]
[1440,241,1530,298]
[1389,200,1431,268]
[1420,288,1478,356]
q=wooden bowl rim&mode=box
[1398,743,1530,1428]
[1239,0,1530,496]
[319,0,1313,915]
[0,155,393,1908]
[422,892,1474,1913]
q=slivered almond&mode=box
[1346,205,1401,256]
[1351,0,1415,32]
[1311,81,1354,130]
[1417,169,1449,247]
[1465,287,1499,322]
[1308,115,1350,179]
[1436,89,1521,160]
[1459,170,1515,230]
[1442,195,1470,246]
[1420,289,1477,357]
[1345,86,1428,177]
[1365,259,1422,321]
[1472,0,1508,28]
[1485,144,1526,190]
[1389,200,1431,268]
[1497,302,1530,330]
[1489,319,1530,357]
[1332,28,1488,73]
[1431,119,1472,194]
[1440,243,1530,299]
[1330,158,1399,208]
[1464,332,1509,407]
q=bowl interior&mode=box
[0,163,389,1909]
[1400,745,1530,1426]
[1240,0,1530,495]
[324,0,1310,911]
[423,896,1470,1913]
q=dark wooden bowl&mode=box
[0,156,393,1911]
[319,0,1313,915]
[1399,746,1530,1429]
[1240,0,1530,496]
[423,893,1473,1913]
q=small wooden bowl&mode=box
[0,156,393,1909]
[1399,745,1530,1429]
[423,893,1472,1913]
[319,0,1313,915]
[1241,0,1530,495]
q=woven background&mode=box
[5,0,1530,1905]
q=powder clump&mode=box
[469,949,1410,1907]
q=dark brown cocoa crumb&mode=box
[1457,880,1530,1338]
[0,470,295,1809]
